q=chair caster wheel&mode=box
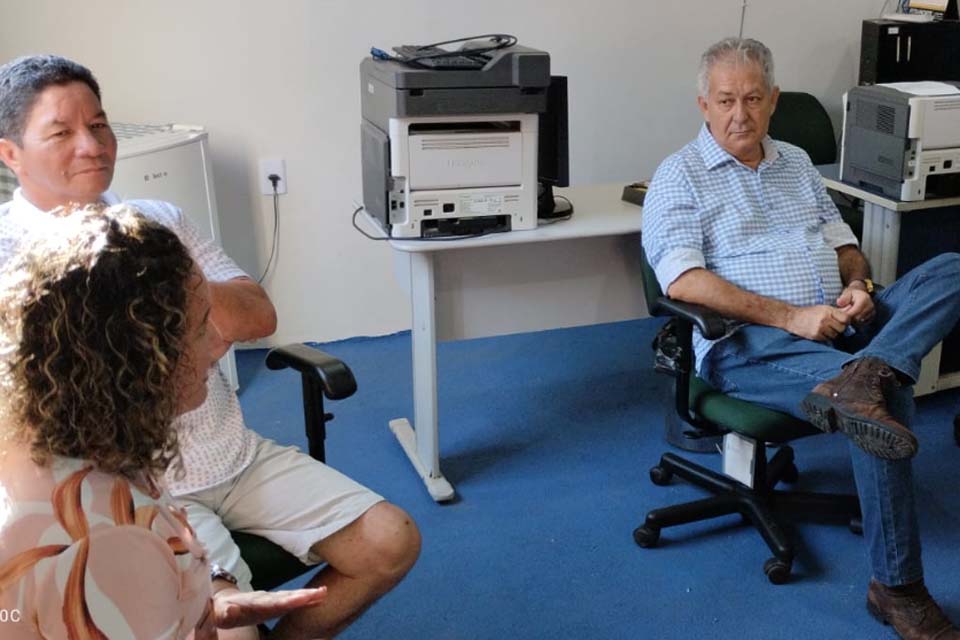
[649,465,672,486]
[780,462,799,484]
[849,516,863,535]
[633,525,660,548]
[763,557,791,585]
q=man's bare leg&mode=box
[269,501,420,639]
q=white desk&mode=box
[387,183,645,501]
[820,164,960,395]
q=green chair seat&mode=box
[689,376,821,443]
[231,531,312,591]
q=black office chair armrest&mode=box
[264,343,357,463]
[238,343,360,591]
[656,298,727,340]
[265,343,357,400]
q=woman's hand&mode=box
[193,585,327,638]
[213,586,327,629]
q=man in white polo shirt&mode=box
[0,54,420,640]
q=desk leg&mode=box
[389,251,456,502]
[861,200,900,286]
[861,201,945,397]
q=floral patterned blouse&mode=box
[0,444,211,638]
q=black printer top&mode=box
[361,45,550,90]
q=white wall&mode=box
[0,0,884,346]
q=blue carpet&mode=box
[236,318,960,640]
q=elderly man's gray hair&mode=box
[0,55,101,144]
[697,37,776,98]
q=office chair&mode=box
[769,91,837,166]
[633,250,862,584]
[230,343,358,590]
[768,91,863,241]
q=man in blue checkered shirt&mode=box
[643,37,960,639]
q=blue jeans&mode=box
[699,252,960,586]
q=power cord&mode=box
[257,174,281,284]
[352,206,390,241]
[537,195,574,226]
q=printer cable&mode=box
[352,206,391,241]
[537,194,575,225]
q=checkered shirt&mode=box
[641,124,859,371]
[0,189,259,495]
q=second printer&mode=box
[841,81,960,201]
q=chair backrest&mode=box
[640,246,665,317]
[768,92,837,166]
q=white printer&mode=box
[360,45,552,238]
[841,82,960,201]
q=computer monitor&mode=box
[537,75,570,218]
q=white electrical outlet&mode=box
[259,158,287,195]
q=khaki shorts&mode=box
[175,437,384,591]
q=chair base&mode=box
[634,445,862,584]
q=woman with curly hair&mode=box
[0,206,324,639]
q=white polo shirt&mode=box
[0,189,259,495]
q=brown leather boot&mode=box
[801,357,918,460]
[867,579,960,639]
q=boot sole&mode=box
[801,393,918,460]
[865,599,889,627]
[801,392,838,434]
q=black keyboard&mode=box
[393,45,487,69]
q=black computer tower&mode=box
[859,19,960,85]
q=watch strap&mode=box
[849,278,876,296]
[210,562,239,586]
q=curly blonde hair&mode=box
[0,205,195,479]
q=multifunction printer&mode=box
[360,44,551,238]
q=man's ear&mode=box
[0,138,21,175]
[770,86,781,114]
[697,95,709,120]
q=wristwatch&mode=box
[851,278,876,296]
[210,563,239,586]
